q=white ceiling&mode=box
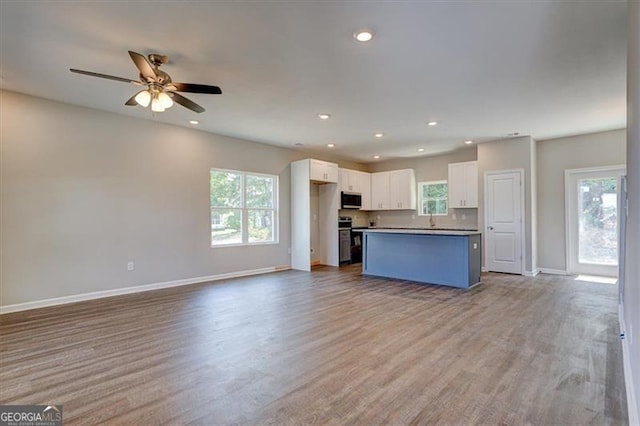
[0,1,627,163]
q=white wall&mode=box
[365,149,478,230]
[623,1,640,423]
[0,90,364,308]
[536,129,626,272]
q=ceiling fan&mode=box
[70,51,222,113]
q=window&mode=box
[418,180,448,216]
[210,169,278,246]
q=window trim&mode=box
[417,180,448,216]
[210,168,279,247]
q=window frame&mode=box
[417,180,448,216]
[210,168,279,247]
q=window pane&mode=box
[246,175,274,209]
[248,210,274,243]
[211,209,242,245]
[427,200,437,214]
[426,183,447,198]
[421,202,428,215]
[210,170,242,207]
[577,177,618,265]
[436,199,447,215]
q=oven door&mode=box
[339,229,352,263]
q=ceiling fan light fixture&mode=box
[151,97,165,112]
[134,90,151,107]
[158,92,174,109]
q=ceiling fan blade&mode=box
[128,51,157,82]
[124,92,141,106]
[169,82,222,95]
[169,92,205,113]
[70,68,143,85]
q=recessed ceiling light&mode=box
[354,30,374,42]
[427,121,438,126]
[464,140,473,145]
[373,155,380,159]
[418,148,425,152]
[327,143,335,148]
[189,120,199,125]
[318,113,331,120]
[374,133,384,138]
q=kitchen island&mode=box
[361,229,481,289]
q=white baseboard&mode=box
[620,315,640,426]
[538,268,569,275]
[524,269,540,277]
[0,266,291,315]
[481,267,488,272]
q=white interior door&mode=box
[565,166,625,277]
[485,170,524,274]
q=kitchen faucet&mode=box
[429,212,436,228]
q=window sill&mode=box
[210,241,279,248]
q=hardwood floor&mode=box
[0,265,627,425]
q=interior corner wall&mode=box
[535,129,626,272]
[623,0,640,423]
[477,136,535,272]
[0,90,364,308]
[530,138,538,272]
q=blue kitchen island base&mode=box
[362,230,482,289]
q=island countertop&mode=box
[358,228,480,236]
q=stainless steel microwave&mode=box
[341,191,362,209]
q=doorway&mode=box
[565,166,626,277]
[484,169,525,274]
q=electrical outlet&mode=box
[127,261,134,271]
[473,243,478,249]
[452,213,457,220]
[462,213,466,220]
[411,214,415,219]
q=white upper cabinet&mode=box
[371,172,390,210]
[309,159,339,183]
[358,171,372,210]
[371,169,416,210]
[339,168,372,210]
[448,161,478,208]
[340,169,359,193]
[389,169,417,210]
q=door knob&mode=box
[488,226,494,230]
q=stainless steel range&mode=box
[338,216,352,264]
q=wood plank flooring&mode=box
[0,265,627,424]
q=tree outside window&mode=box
[418,181,448,216]
[210,169,278,246]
